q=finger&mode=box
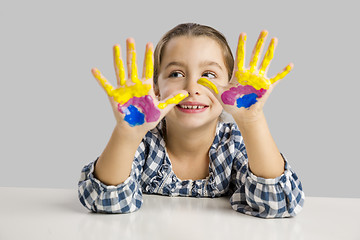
[197,77,219,94]
[126,38,141,84]
[91,68,114,96]
[142,42,154,79]
[258,38,278,76]
[113,44,126,86]
[249,30,268,73]
[235,33,247,72]
[157,91,189,109]
[270,63,294,84]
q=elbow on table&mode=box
[230,189,305,218]
[78,183,143,214]
[254,193,305,218]
[92,198,143,214]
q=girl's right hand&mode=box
[91,38,188,134]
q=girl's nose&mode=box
[185,77,201,96]
[187,90,200,95]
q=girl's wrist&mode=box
[114,123,148,140]
[233,110,266,130]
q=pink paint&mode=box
[118,95,161,122]
[221,85,266,105]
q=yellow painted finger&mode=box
[111,82,152,104]
[249,31,268,73]
[144,44,154,79]
[270,64,293,84]
[235,70,271,90]
[158,93,189,109]
[92,68,114,96]
[237,34,246,72]
[128,41,141,84]
[259,38,276,76]
[197,77,219,94]
[114,45,126,86]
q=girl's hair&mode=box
[153,23,234,88]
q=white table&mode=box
[0,187,359,240]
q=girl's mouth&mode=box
[176,102,209,113]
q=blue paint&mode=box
[123,105,145,127]
[236,93,258,109]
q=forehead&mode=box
[161,36,225,66]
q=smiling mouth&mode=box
[177,104,207,109]
[176,104,209,113]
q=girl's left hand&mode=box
[198,30,293,124]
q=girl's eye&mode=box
[169,72,184,78]
[202,72,216,79]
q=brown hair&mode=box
[153,23,234,88]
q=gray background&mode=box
[1,0,359,198]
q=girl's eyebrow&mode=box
[164,61,185,70]
[164,61,223,70]
[199,61,223,71]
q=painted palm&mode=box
[198,31,293,109]
[92,42,187,127]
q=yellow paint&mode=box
[270,64,293,84]
[197,77,219,94]
[114,45,126,86]
[259,38,275,76]
[145,47,153,79]
[93,42,159,106]
[237,34,246,72]
[93,69,114,95]
[93,68,152,104]
[235,70,271,90]
[111,83,152,104]
[249,31,268,73]
[129,42,141,84]
[233,31,292,90]
[158,93,188,109]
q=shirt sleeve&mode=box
[77,140,147,214]
[230,147,305,218]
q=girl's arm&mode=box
[234,112,284,178]
[198,30,292,178]
[94,124,146,185]
[199,31,304,218]
[78,39,187,213]
[90,39,188,186]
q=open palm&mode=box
[92,39,187,129]
[198,30,293,120]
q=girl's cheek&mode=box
[159,81,183,98]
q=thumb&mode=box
[157,90,189,113]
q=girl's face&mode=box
[157,36,229,129]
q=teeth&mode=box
[179,105,205,109]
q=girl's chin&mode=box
[164,105,222,127]
[166,114,220,130]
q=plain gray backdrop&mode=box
[1,0,359,198]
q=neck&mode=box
[164,119,218,161]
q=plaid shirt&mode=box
[78,122,304,218]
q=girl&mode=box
[78,23,304,218]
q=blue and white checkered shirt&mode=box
[78,121,304,218]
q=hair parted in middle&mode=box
[153,23,234,89]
